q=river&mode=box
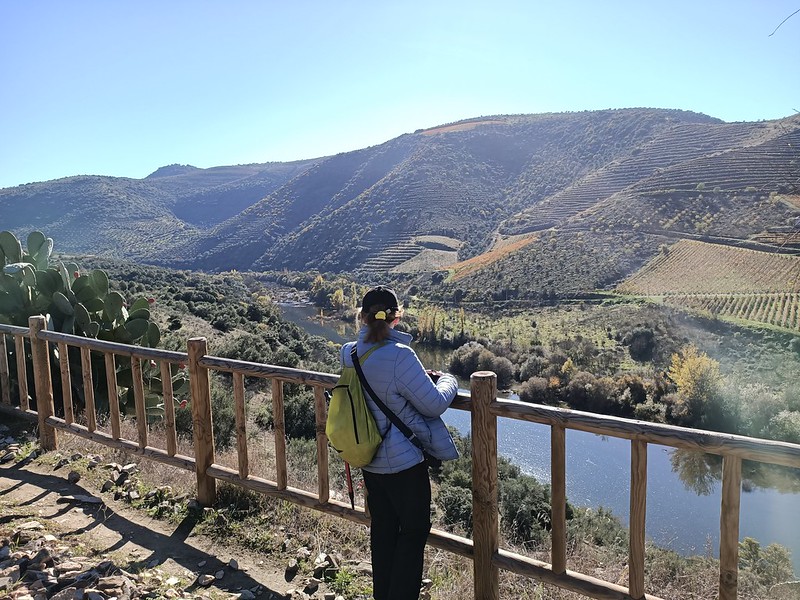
[279,303,800,572]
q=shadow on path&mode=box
[0,460,288,599]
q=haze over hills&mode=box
[1,108,798,301]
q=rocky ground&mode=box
[0,422,364,600]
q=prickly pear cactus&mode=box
[0,230,185,418]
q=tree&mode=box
[668,345,726,429]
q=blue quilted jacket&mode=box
[339,327,459,474]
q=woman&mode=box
[340,286,459,600]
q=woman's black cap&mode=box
[361,286,399,312]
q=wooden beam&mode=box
[629,440,648,599]
[29,316,57,450]
[131,357,147,448]
[272,379,287,490]
[0,334,10,405]
[14,335,29,411]
[314,385,329,504]
[551,425,567,574]
[719,455,742,600]
[46,416,195,471]
[104,353,120,439]
[80,346,96,432]
[494,549,665,600]
[471,371,499,600]
[160,360,177,457]
[39,329,186,362]
[188,337,216,506]
[490,398,800,469]
[57,342,72,423]
[233,372,249,479]
[199,354,338,388]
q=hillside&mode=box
[0,161,318,260]
[1,109,798,291]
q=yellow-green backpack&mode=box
[325,343,386,467]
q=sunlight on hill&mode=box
[420,119,506,135]
[448,233,538,281]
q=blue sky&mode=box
[1,1,798,189]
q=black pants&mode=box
[363,461,431,600]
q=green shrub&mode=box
[568,506,626,548]
[436,485,473,533]
[259,387,317,440]
[449,342,486,378]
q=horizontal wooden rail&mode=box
[38,329,186,363]
[45,416,196,471]
[493,550,665,600]
[199,355,337,387]
[0,324,31,336]
[489,397,800,468]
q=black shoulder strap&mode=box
[350,345,425,453]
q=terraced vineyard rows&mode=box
[658,292,800,331]
[504,121,769,233]
[619,239,800,294]
[637,126,800,193]
[618,239,800,331]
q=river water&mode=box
[280,303,800,572]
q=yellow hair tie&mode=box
[374,310,387,321]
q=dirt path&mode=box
[0,445,314,599]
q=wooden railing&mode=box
[2,316,800,600]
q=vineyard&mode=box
[654,292,800,331]
[618,240,800,331]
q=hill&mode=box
[1,109,798,296]
[0,160,318,260]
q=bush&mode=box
[518,377,551,404]
[623,327,656,362]
[568,506,626,548]
[261,388,317,440]
[436,485,473,533]
[519,354,548,381]
[564,371,616,413]
[449,342,486,378]
[490,356,515,389]
[768,410,800,444]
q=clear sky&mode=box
[1,1,798,189]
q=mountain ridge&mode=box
[1,108,797,296]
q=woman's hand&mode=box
[426,369,443,383]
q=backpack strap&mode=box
[350,345,426,454]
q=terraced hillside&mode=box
[1,109,797,279]
[178,109,718,272]
[617,240,800,331]
[501,119,789,235]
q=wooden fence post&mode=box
[188,337,216,506]
[551,425,567,574]
[0,334,10,406]
[29,316,57,450]
[629,440,648,599]
[471,371,499,600]
[719,455,742,600]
